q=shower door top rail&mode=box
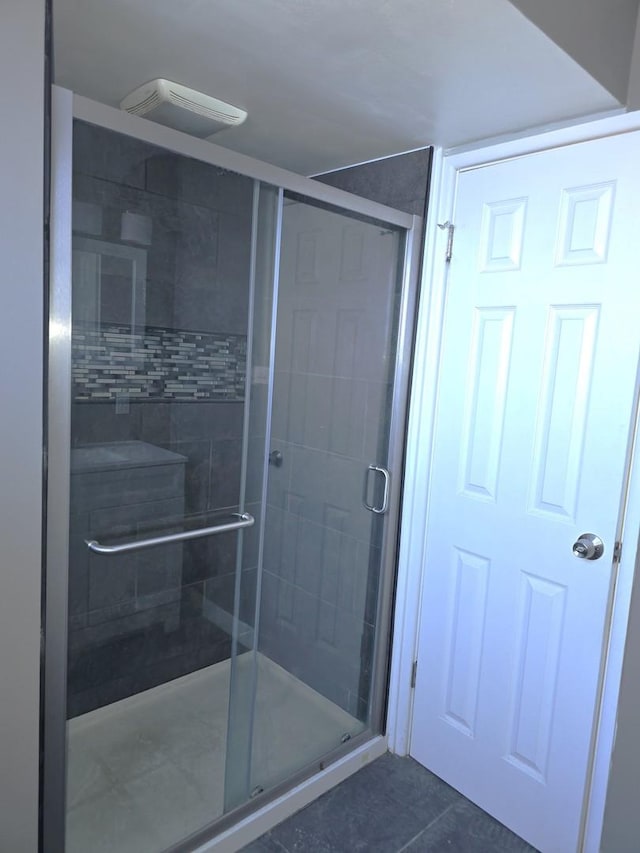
[86,511,255,555]
[70,89,415,231]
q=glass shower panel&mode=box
[222,183,281,813]
[246,194,404,797]
[65,121,263,852]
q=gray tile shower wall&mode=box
[313,147,432,216]
[72,121,253,336]
[67,121,254,716]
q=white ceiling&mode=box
[53,0,620,175]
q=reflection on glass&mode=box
[243,196,403,798]
[65,121,258,852]
[64,122,405,853]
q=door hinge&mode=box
[410,660,418,689]
[613,541,623,563]
[438,221,455,262]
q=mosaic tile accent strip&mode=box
[73,323,246,402]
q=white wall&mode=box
[509,0,640,103]
[0,1,45,850]
[600,540,640,852]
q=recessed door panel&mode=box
[411,131,640,853]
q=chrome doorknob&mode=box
[572,533,604,560]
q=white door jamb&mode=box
[386,144,451,758]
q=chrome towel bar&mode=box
[86,511,255,555]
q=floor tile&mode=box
[345,752,460,816]
[66,787,161,853]
[66,742,113,809]
[173,658,232,725]
[242,755,536,853]
[251,657,362,792]
[142,706,218,763]
[240,835,289,853]
[172,745,226,819]
[67,656,363,852]
[264,755,458,853]
[123,761,214,848]
[83,714,170,782]
[66,658,536,853]
[386,797,536,853]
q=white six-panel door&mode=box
[410,132,640,853]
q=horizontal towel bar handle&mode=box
[86,512,255,555]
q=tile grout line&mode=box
[394,802,457,853]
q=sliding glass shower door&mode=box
[48,113,417,853]
[64,121,279,852]
[226,194,406,805]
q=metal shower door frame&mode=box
[43,83,422,851]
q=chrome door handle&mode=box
[572,533,604,561]
[268,449,283,467]
[363,465,390,514]
[86,512,255,555]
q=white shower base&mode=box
[65,654,361,853]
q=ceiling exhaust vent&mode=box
[120,79,247,137]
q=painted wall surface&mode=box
[601,542,640,852]
[509,0,640,103]
[0,1,44,850]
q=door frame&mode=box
[389,109,640,853]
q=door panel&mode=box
[411,132,640,853]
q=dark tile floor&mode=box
[241,753,538,853]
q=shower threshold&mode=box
[66,654,361,853]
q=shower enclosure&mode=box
[44,88,420,852]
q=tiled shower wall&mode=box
[314,147,432,217]
[68,122,254,716]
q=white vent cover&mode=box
[120,79,247,137]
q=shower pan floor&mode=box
[66,654,361,853]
